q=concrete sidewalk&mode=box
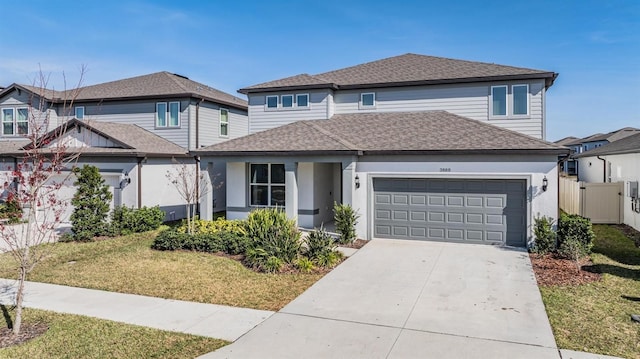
[0,278,273,341]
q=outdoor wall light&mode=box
[542,176,548,192]
[120,172,131,189]
[355,175,360,189]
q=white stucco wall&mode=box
[577,157,607,183]
[352,156,559,244]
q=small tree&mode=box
[0,68,84,335]
[333,202,359,244]
[70,165,112,241]
[166,160,211,235]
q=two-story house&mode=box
[195,54,568,247]
[0,72,248,222]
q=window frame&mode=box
[156,102,168,127]
[512,84,529,116]
[219,108,229,138]
[249,163,285,208]
[281,94,294,108]
[360,92,376,109]
[2,108,15,136]
[265,95,278,110]
[16,107,28,135]
[296,93,309,108]
[490,85,508,117]
[75,106,85,120]
[168,101,180,127]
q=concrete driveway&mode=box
[202,239,558,358]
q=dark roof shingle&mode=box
[574,132,640,158]
[195,111,567,156]
[240,53,557,93]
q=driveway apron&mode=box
[202,239,558,359]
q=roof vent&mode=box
[172,73,189,80]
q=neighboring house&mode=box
[573,133,640,232]
[0,72,249,220]
[554,136,579,175]
[196,53,569,247]
[558,127,640,176]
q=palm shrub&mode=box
[531,216,556,254]
[70,165,112,241]
[304,227,342,267]
[244,207,301,271]
[333,202,359,244]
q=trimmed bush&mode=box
[557,213,595,258]
[177,218,246,237]
[110,206,165,235]
[333,202,359,244]
[151,229,247,255]
[152,229,191,251]
[244,208,301,271]
[70,165,112,241]
[532,216,556,254]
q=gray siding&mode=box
[248,90,329,133]
[0,89,59,138]
[197,103,248,148]
[80,99,191,149]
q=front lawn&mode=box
[539,224,640,359]
[0,230,324,311]
[0,308,226,358]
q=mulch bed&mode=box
[338,239,368,249]
[530,253,602,286]
[0,322,48,348]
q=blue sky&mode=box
[1,0,638,141]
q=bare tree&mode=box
[0,67,85,335]
[165,159,213,234]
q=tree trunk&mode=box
[13,263,27,335]
[186,204,191,235]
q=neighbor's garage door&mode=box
[373,178,526,247]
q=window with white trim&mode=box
[1,108,29,136]
[512,84,528,115]
[491,86,507,116]
[156,102,180,127]
[296,94,309,107]
[281,95,293,108]
[250,163,285,207]
[75,106,85,120]
[360,92,375,107]
[220,108,229,137]
[266,96,278,109]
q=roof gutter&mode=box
[597,155,607,182]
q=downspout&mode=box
[137,157,143,209]
[597,156,606,182]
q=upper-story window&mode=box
[75,106,85,120]
[220,108,229,137]
[491,85,529,117]
[266,96,278,109]
[156,102,180,127]
[296,94,309,107]
[2,108,29,136]
[360,93,375,108]
[512,84,528,115]
[265,94,310,110]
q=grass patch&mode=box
[0,308,226,358]
[0,230,323,311]
[539,224,640,358]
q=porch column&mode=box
[342,160,355,206]
[284,162,299,224]
[199,161,214,220]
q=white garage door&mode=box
[373,178,527,247]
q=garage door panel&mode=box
[373,178,526,246]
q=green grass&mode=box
[0,308,226,358]
[539,225,640,359]
[0,230,324,311]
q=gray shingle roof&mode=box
[4,72,247,110]
[195,111,568,156]
[574,132,640,158]
[582,127,640,143]
[240,53,557,93]
[554,136,578,146]
[15,119,187,157]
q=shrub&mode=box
[557,213,595,257]
[531,216,556,254]
[110,206,165,235]
[244,208,301,270]
[294,257,314,273]
[333,202,359,244]
[0,196,22,224]
[264,256,284,273]
[152,229,191,251]
[304,228,337,262]
[177,218,246,237]
[217,230,250,255]
[70,165,113,241]
[314,251,343,268]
